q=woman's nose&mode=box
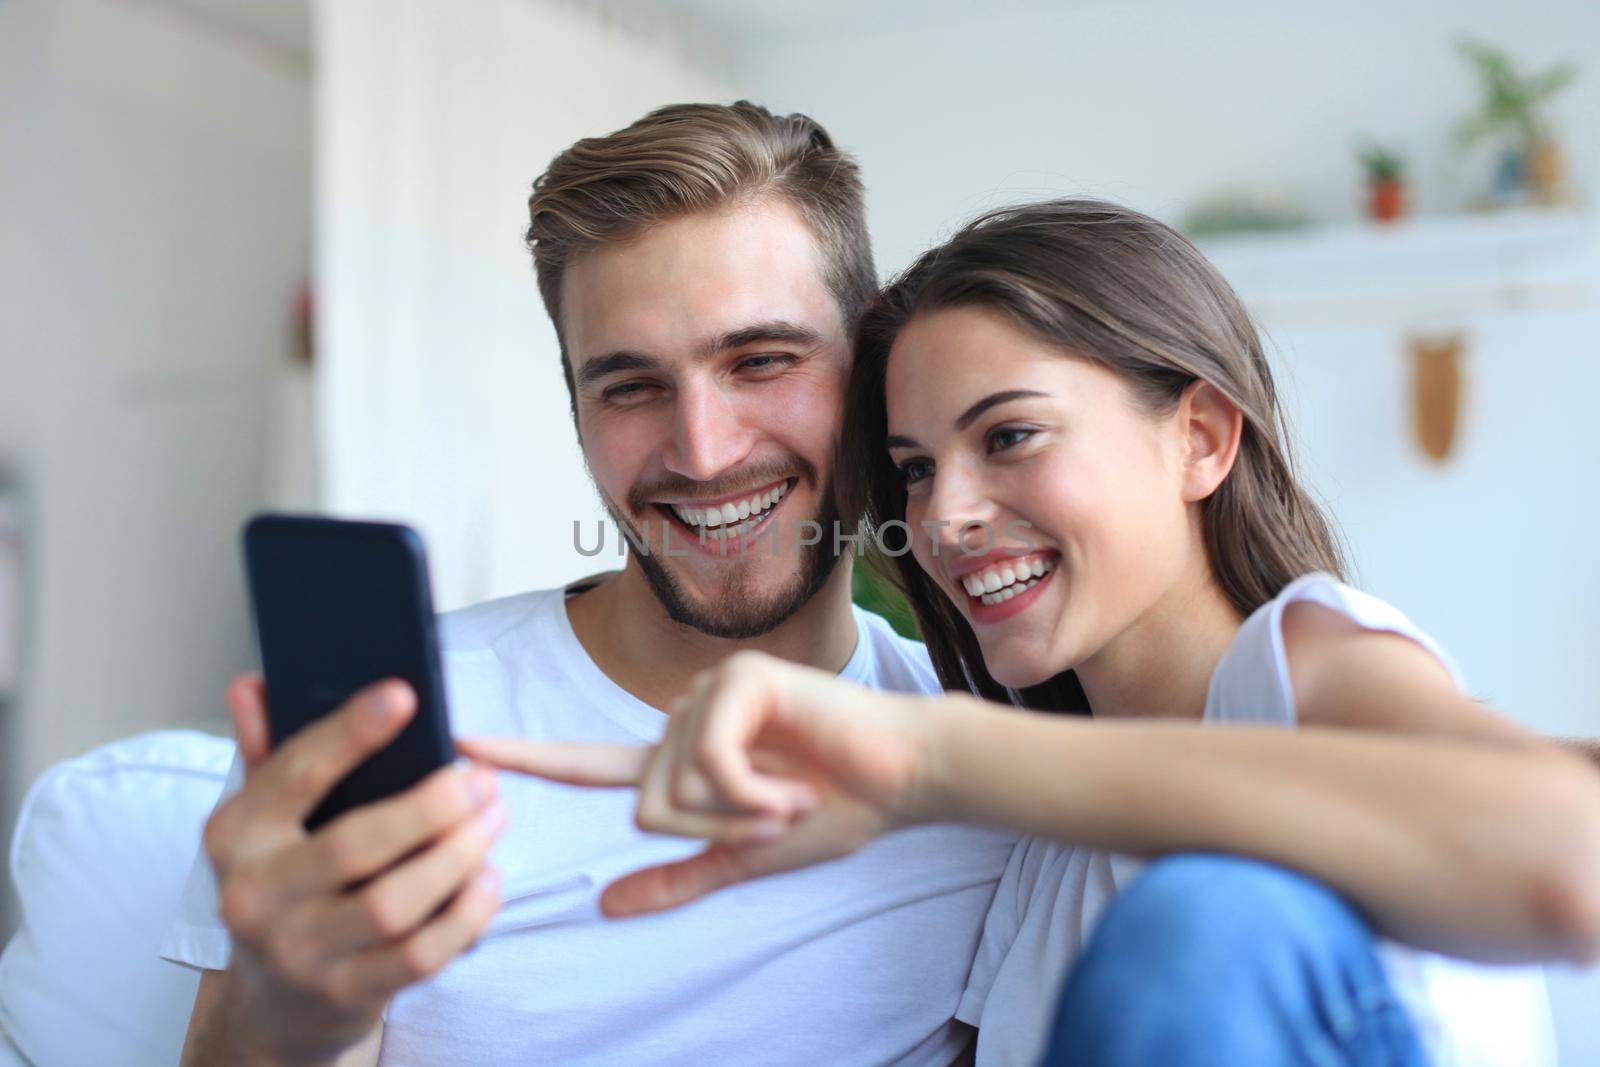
[922,466,1000,553]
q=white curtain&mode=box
[314,0,731,609]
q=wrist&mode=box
[893,693,976,827]
[212,966,373,1067]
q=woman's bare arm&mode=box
[1560,739,1600,770]
[917,607,1600,964]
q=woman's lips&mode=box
[957,552,1058,626]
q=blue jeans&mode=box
[1042,854,1430,1067]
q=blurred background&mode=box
[2,0,1597,1055]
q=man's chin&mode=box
[630,531,843,640]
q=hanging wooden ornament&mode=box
[1409,332,1465,463]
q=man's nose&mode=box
[662,378,757,483]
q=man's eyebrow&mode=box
[576,321,824,391]
[576,351,662,390]
[887,389,1052,450]
[954,389,1050,431]
[704,320,824,356]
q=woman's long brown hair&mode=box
[837,199,1348,713]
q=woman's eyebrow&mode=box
[954,389,1051,431]
[887,389,1051,450]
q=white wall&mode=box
[0,0,311,932]
[314,0,732,611]
[730,0,1600,274]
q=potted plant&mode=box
[1457,39,1578,208]
[1359,144,1407,222]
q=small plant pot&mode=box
[1527,136,1571,207]
[1368,178,1407,222]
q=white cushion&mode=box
[0,730,232,1067]
[0,1032,31,1067]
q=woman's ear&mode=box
[1177,380,1243,503]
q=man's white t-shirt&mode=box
[162,586,1017,1065]
[954,573,1557,1067]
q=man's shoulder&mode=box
[437,585,564,654]
[850,605,943,697]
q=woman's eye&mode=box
[898,459,933,486]
[987,426,1036,453]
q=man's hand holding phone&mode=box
[196,673,505,1064]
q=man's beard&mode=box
[606,467,847,640]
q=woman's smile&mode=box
[947,549,1060,625]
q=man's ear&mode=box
[1177,380,1243,503]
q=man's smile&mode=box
[651,477,798,556]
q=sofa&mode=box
[0,731,232,1067]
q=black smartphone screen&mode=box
[243,513,455,831]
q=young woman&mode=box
[461,200,1600,1066]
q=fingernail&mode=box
[478,867,501,895]
[479,801,509,835]
[366,687,399,721]
[752,818,789,841]
[467,766,497,805]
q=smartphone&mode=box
[243,513,455,831]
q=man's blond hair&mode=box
[525,100,876,406]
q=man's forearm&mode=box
[180,969,383,1067]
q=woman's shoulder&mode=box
[1207,572,1466,727]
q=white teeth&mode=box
[978,576,1042,606]
[961,556,1056,605]
[667,481,790,534]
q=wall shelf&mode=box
[1197,209,1599,331]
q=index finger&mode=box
[599,842,772,917]
[456,737,651,788]
[695,668,815,817]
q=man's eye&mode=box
[739,354,794,372]
[987,426,1036,453]
[898,459,933,486]
[603,381,659,403]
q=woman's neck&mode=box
[1074,563,1244,722]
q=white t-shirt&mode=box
[955,572,1557,1067]
[162,586,1017,1065]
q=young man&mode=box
[169,102,1017,1065]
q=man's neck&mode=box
[564,557,859,712]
